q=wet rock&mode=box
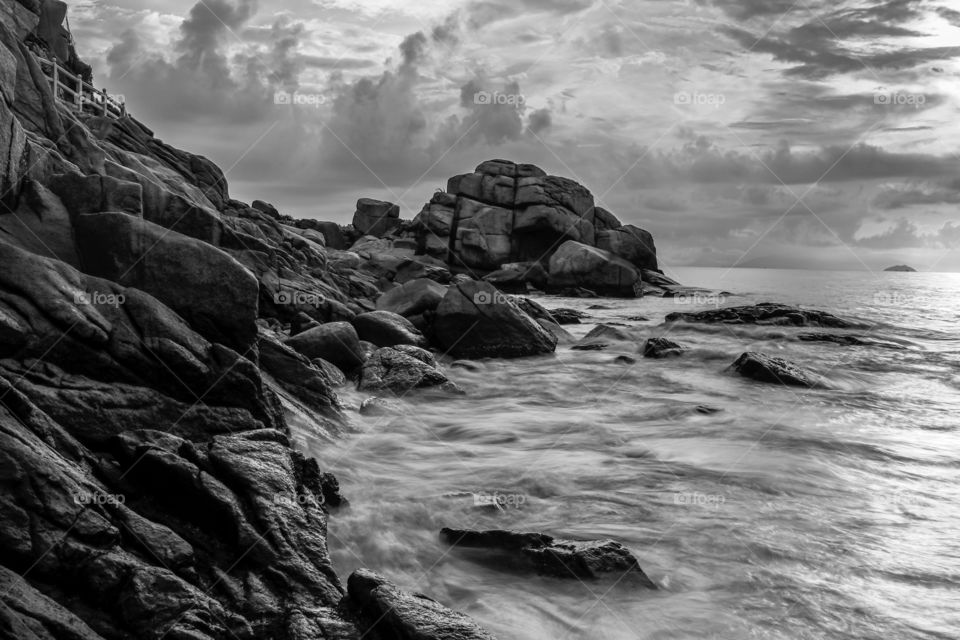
[359,396,405,417]
[347,569,498,640]
[614,355,638,365]
[643,337,687,359]
[376,278,448,318]
[434,280,557,359]
[571,324,635,351]
[285,321,366,372]
[358,346,462,394]
[74,212,260,354]
[666,302,863,329]
[258,331,343,418]
[797,333,903,349]
[596,224,658,272]
[732,352,830,388]
[439,528,657,587]
[450,360,483,372]
[548,240,641,298]
[351,310,428,349]
[547,308,586,324]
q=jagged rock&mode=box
[643,337,686,359]
[548,240,641,298]
[433,280,557,359]
[376,278,448,318]
[0,564,106,640]
[571,324,635,351]
[439,528,657,587]
[351,310,428,349]
[285,322,366,372]
[353,198,400,237]
[666,302,863,329]
[358,346,461,394]
[74,212,260,354]
[347,569,497,640]
[732,352,830,388]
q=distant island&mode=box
[884,265,917,272]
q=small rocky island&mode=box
[883,265,917,272]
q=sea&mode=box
[293,267,960,640]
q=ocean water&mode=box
[295,267,960,640]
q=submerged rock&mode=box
[667,302,863,329]
[547,308,587,325]
[439,528,657,587]
[797,333,903,349]
[643,337,687,359]
[434,281,557,359]
[732,352,830,388]
[571,324,636,351]
[347,569,498,640]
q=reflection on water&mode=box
[295,268,960,640]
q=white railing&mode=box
[35,55,127,119]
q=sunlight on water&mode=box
[296,268,960,640]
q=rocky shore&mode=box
[0,4,876,639]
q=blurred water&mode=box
[295,268,960,640]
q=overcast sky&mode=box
[68,0,960,271]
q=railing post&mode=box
[102,88,108,116]
[51,57,59,100]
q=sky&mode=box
[65,0,960,271]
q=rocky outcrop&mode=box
[433,281,557,359]
[347,570,497,640]
[439,528,657,587]
[883,264,916,272]
[406,160,659,294]
[732,352,830,388]
[667,303,864,328]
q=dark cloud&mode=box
[871,179,960,210]
[527,108,552,134]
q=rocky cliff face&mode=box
[0,4,670,638]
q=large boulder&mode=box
[596,224,657,271]
[347,569,497,640]
[73,212,260,354]
[358,346,461,394]
[285,321,366,372]
[351,310,428,348]
[376,278,448,317]
[433,280,557,359]
[643,337,686,359]
[548,241,641,297]
[352,198,400,237]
